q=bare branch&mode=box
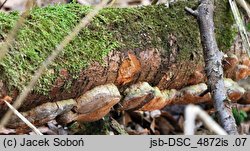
[186,0,238,134]
[185,7,198,17]
[184,104,227,135]
[0,0,8,10]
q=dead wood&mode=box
[0,1,249,132]
[0,1,237,114]
[185,0,238,134]
[5,78,248,131]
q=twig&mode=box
[151,0,159,5]
[108,0,116,6]
[184,104,227,135]
[4,101,42,135]
[185,7,198,17]
[0,0,8,10]
[0,0,109,130]
[186,0,238,134]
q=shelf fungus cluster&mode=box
[3,52,250,131]
[224,54,250,81]
[119,78,245,111]
[5,79,248,130]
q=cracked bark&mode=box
[0,2,248,132]
[186,0,238,134]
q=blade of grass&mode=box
[229,0,250,57]
[4,100,42,135]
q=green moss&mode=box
[214,0,237,52]
[0,1,234,95]
[247,22,250,32]
[70,117,111,135]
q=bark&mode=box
[186,0,238,134]
[0,2,210,114]
[0,1,247,130]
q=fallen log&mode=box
[0,0,237,114]
[1,0,250,134]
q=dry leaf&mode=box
[56,111,78,125]
[239,122,250,135]
[156,117,175,135]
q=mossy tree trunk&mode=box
[0,0,238,116]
